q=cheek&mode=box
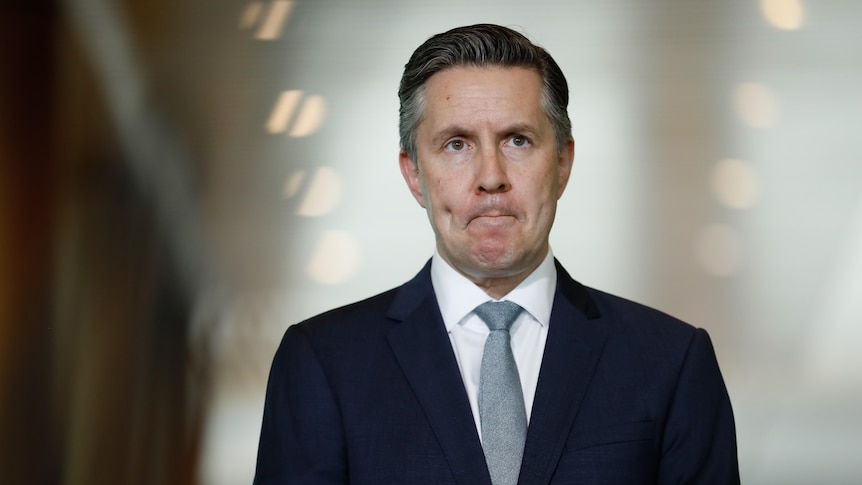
[427,176,459,209]
[542,167,562,197]
[525,169,561,218]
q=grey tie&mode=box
[475,300,527,485]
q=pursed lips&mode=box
[459,200,521,228]
[467,212,518,227]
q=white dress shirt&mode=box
[430,248,557,440]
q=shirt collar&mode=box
[430,248,557,332]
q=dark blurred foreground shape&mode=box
[1,1,57,482]
[1,1,207,483]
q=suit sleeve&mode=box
[658,328,740,484]
[253,324,348,484]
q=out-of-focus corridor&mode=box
[2,1,861,483]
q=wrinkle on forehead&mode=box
[420,67,548,145]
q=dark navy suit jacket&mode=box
[254,260,740,484]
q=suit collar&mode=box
[387,261,493,484]
[553,259,601,320]
[387,259,434,321]
[518,260,607,484]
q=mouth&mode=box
[468,204,517,220]
[468,213,517,229]
[464,201,520,229]
[475,211,509,218]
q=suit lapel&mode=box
[386,262,492,485]
[518,261,608,484]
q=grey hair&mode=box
[398,24,572,164]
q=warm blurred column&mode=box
[1,0,209,483]
[47,5,205,485]
[0,0,58,483]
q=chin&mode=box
[471,250,523,276]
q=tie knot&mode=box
[474,300,523,332]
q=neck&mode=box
[473,275,531,300]
[442,247,548,300]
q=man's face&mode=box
[400,66,574,289]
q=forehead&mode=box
[420,66,545,130]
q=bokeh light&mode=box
[761,0,805,31]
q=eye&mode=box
[506,135,530,147]
[445,139,467,151]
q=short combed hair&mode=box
[398,24,572,163]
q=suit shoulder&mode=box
[584,286,699,341]
[288,286,401,341]
[579,287,723,383]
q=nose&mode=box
[476,146,510,194]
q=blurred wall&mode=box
[2,0,861,484]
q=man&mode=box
[254,24,739,484]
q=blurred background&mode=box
[2,0,860,483]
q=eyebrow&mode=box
[429,122,540,146]
[501,123,540,138]
[429,125,471,146]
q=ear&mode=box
[399,151,426,208]
[556,138,575,199]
